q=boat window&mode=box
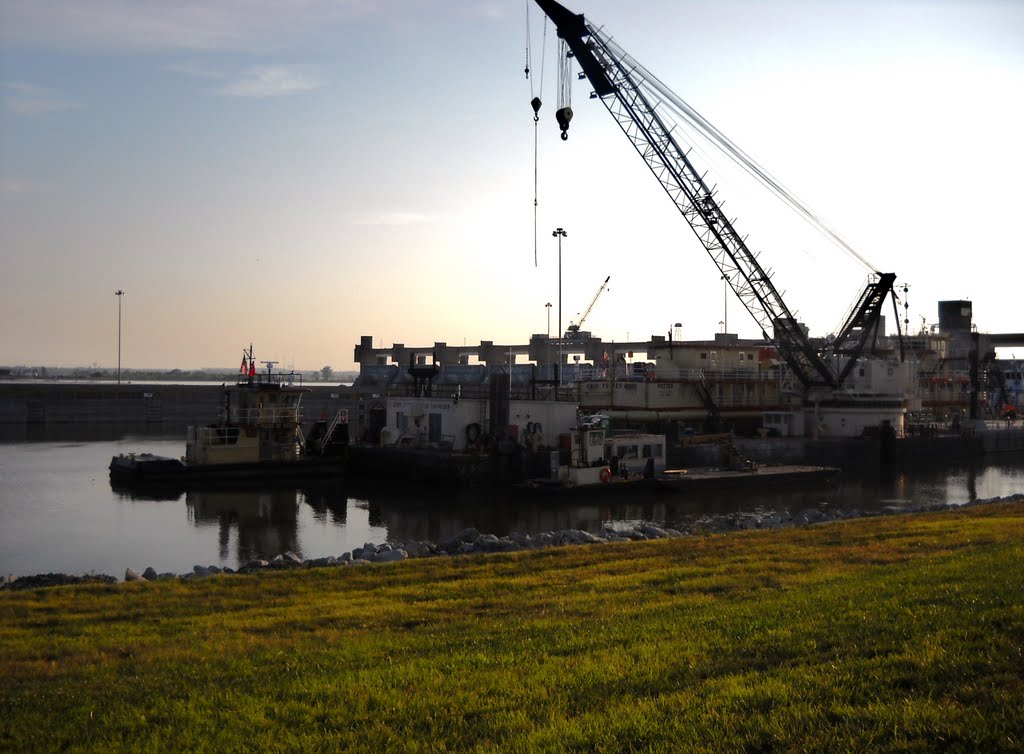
[642,443,663,458]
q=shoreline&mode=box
[4,492,1022,591]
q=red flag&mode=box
[240,355,247,374]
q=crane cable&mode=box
[601,34,878,274]
[555,38,573,140]
[525,3,547,266]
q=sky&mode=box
[1,0,1022,371]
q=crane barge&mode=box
[533,0,902,398]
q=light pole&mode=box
[545,302,552,338]
[115,289,124,384]
[552,228,567,386]
[721,274,729,334]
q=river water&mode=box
[2,426,1023,578]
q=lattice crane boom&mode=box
[568,275,610,335]
[534,0,897,390]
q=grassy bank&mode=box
[2,503,1022,752]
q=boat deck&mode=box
[655,464,838,492]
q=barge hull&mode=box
[655,465,838,493]
[109,453,345,485]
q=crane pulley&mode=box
[533,0,899,392]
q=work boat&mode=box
[109,346,348,487]
[514,421,668,495]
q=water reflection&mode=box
[114,480,353,564]
[3,426,1022,578]
[347,476,843,543]
[106,456,1024,567]
[187,488,301,563]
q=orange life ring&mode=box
[599,466,612,484]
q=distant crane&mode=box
[566,275,610,338]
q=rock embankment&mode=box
[3,494,1022,591]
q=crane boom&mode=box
[534,0,897,390]
[568,275,610,335]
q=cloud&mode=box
[162,61,226,81]
[471,3,509,21]
[0,177,29,195]
[349,211,434,227]
[1,82,81,115]
[217,65,324,98]
[0,0,380,53]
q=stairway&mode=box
[719,437,757,472]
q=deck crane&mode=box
[566,275,610,338]
[533,0,900,392]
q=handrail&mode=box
[323,409,349,444]
[235,371,303,388]
[234,407,301,424]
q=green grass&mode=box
[2,503,1023,752]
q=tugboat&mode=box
[109,345,348,487]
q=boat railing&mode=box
[584,366,771,382]
[234,407,302,425]
[236,371,303,388]
[707,394,774,409]
[323,409,349,442]
[658,367,768,381]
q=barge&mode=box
[654,464,838,493]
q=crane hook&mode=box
[555,106,573,140]
[531,96,542,124]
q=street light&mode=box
[545,302,552,338]
[552,228,567,387]
[115,289,125,384]
[721,274,729,334]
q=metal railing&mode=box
[233,407,301,424]
[235,371,303,388]
[323,409,349,442]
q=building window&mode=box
[700,352,707,360]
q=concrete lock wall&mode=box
[0,383,352,430]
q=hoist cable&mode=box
[525,0,532,94]
[529,16,548,267]
[600,35,878,273]
[534,118,539,265]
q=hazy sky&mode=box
[2,0,1022,370]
